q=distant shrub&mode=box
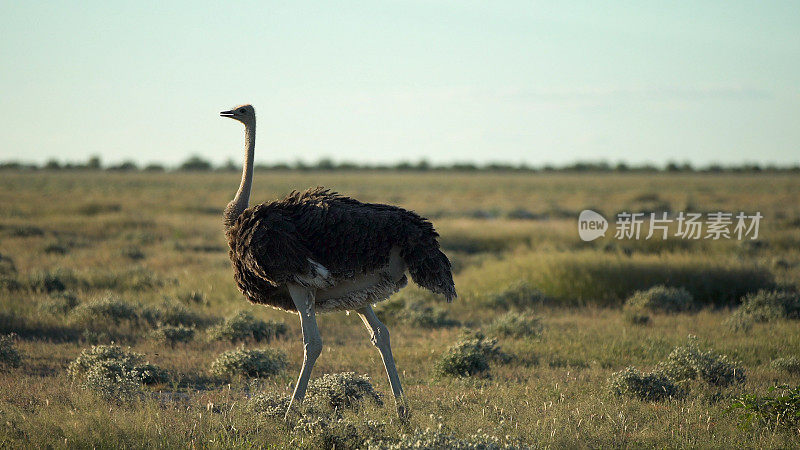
[624,309,651,325]
[43,242,69,255]
[624,285,694,313]
[726,290,800,331]
[0,253,17,276]
[84,267,162,291]
[306,372,382,411]
[248,392,292,419]
[210,347,287,379]
[207,311,287,343]
[375,297,458,329]
[487,311,543,338]
[479,281,549,309]
[68,344,168,385]
[770,357,800,375]
[730,385,800,430]
[150,325,195,346]
[77,202,122,215]
[120,246,145,261]
[656,337,745,387]
[68,295,139,329]
[26,269,76,293]
[435,331,510,378]
[0,334,22,370]
[295,416,387,450]
[609,367,681,401]
[81,362,143,402]
[367,428,529,449]
[179,155,212,171]
[177,290,207,305]
[38,291,80,315]
[140,299,208,328]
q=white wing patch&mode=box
[294,258,334,288]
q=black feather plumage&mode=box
[226,187,456,312]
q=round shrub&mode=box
[726,290,800,332]
[150,325,195,346]
[0,334,22,370]
[770,357,800,375]
[656,337,745,387]
[624,285,694,313]
[305,372,382,410]
[609,367,681,401]
[207,311,287,343]
[68,344,168,385]
[81,360,144,402]
[375,297,458,329]
[210,347,287,379]
[435,331,509,378]
[479,281,549,309]
[38,291,80,315]
[487,311,543,338]
[68,295,139,329]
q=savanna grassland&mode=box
[1,170,799,449]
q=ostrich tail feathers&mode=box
[402,241,457,302]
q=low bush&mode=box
[478,281,549,309]
[305,372,382,411]
[726,290,800,331]
[177,290,208,305]
[435,331,510,378]
[624,285,694,313]
[81,362,143,402]
[656,337,745,387]
[770,357,800,375]
[120,246,145,261]
[367,427,530,449]
[68,344,168,385]
[68,295,139,329]
[150,325,195,346]
[0,334,22,370]
[295,416,386,450]
[487,311,543,338]
[623,309,651,325]
[248,392,292,419]
[0,253,16,276]
[38,291,80,315]
[140,299,209,328]
[609,367,681,401]
[730,385,800,430]
[207,311,287,343]
[26,268,76,294]
[375,296,458,329]
[210,347,287,379]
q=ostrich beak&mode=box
[220,110,235,117]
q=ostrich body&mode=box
[220,104,456,419]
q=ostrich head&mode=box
[220,104,255,125]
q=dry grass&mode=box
[0,170,799,448]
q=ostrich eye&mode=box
[239,108,246,114]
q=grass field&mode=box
[1,170,799,448]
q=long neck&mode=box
[224,121,255,230]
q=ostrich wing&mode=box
[232,209,317,286]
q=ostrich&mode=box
[220,104,456,419]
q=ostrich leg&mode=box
[357,306,408,419]
[285,284,322,420]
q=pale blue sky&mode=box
[1,1,798,166]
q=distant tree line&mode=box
[1,155,798,173]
